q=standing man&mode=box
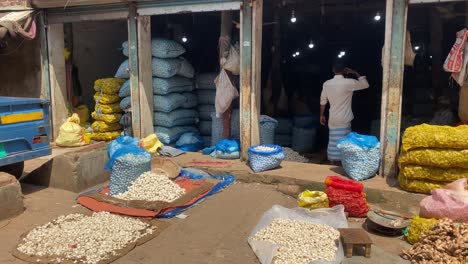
[320,61,369,164]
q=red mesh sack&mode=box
[325,176,364,193]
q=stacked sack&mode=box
[195,73,217,146]
[274,117,292,147]
[324,176,369,217]
[91,78,125,141]
[292,113,319,153]
[117,81,132,136]
[116,38,198,144]
[398,124,468,194]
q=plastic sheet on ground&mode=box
[399,165,468,182]
[247,205,348,264]
[399,148,468,169]
[401,124,468,151]
[76,170,234,218]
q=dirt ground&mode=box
[0,182,410,264]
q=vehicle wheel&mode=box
[0,161,25,179]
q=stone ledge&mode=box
[0,172,24,220]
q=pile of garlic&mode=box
[253,218,340,264]
[17,212,155,264]
[113,171,185,202]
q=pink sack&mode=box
[443,29,468,73]
[420,178,468,222]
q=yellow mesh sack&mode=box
[398,173,446,194]
[405,216,439,245]
[400,165,468,182]
[94,78,125,95]
[91,121,122,133]
[402,124,468,151]
[399,149,468,169]
[91,131,121,141]
[140,134,163,155]
[95,103,122,114]
[94,93,121,105]
[297,190,329,209]
[91,111,122,124]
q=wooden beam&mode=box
[39,13,51,101]
[138,1,241,16]
[137,15,153,138]
[47,23,68,140]
[380,0,408,179]
[31,0,125,8]
[250,0,262,146]
[220,11,233,139]
[128,4,141,138]
[240,0,253,159]
[47,11,128,24]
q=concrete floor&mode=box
[0,182,410,264]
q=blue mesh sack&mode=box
[105,142,151,195]
[337,132,380,181]
[153,93,187,113]
[120,96,131,110]
[198,105,215,121]
[152,57,181,78]
[154,126,198,144]
[119,79,130,98]
[292,126,317,153]
[230,109,240,137]
[275,117,292,134]
[198,120,212,136]
[181,92,198,108]
[153,77,193,95]
[210,113,223,146]
[177,57,195,78]
[123,38,186,58]
[153,109,198,127]
[197,90,216,104]
[115,60,130,78]
[119,112,132,127]
[260,116,277,145]
[248,145,285,173]
[195,72,217,90]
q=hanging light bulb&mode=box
[308,41,314,49]
[290,10,297,23]
[295,51,300,56]
[374,12,381,21]
[182,36,188,43]
[340,51,346,56]
[414,46,420,51]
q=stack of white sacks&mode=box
[115,38,199,144]
[195,73,217,146]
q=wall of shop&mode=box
[0,36,42,98]
[72,20,128,110]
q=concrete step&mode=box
[0,172,24,220]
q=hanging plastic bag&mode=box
[214,69,239,118]
[221,45,240,75]
[443,29,468,73]
[56,114,86,147]
[247,205,348,264]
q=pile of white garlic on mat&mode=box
[253,218,340,264]
[283,147,310,163]
[113,171,185,202]
[17,212,155,264]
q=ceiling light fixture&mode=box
[374,12,381,21]
[290,10,297,23]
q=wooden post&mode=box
[39,13,51,101]
[380,0,408,178]
[240,0,253,159]
[250,0,262,146]
[47,23,67,140]
[137,15,154,138]
[128,4,141,138]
